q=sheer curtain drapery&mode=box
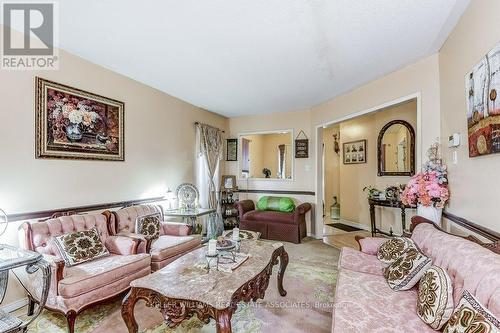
[195,122,224,238]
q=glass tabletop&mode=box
[163,208,216,217]
[0,244,42,270]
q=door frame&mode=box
[314,92,422,238]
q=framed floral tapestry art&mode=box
[35,77,125,161]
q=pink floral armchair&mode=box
[108,204,202,271]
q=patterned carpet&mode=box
[26,238,340,333]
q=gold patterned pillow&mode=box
[417,265,454,329]
[377,237,417,265]
[54,228,109,267]
[443,290,500,333]
[135,213,161,240]
[385,247,432,291]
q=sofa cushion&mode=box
[377,237,417,265]
[443,290,500,333]
[149,235,200,262]
[54,228,110,267]
[332,268,435,333]
[243,210,294,224]
[417,265,454,330]
[59,253,150,298]
[385,248,432,291]
[135,213,161,240]
[339,247,387,276]
[411,223,500,316]
[257,196,295,212]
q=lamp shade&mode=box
[165,188,176,200]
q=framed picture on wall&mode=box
[226,138,237,161]
[343,139,366,164]
[465,41,500,157]
[221,175,237,190]
[35,77,125,161]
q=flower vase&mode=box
[66,122,83,141]
[417,204,443,226]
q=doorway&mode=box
[317,94,421,242]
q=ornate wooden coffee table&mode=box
[121,240,288,333]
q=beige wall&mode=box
[0,26,227,307]
[336,100,417,232]
[439,0,500,232]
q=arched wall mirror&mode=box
[377,120,415,176]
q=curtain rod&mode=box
[194,122,225,133]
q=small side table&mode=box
[0,244,50,333]
[163,208,216,235]
[368,199,415,237]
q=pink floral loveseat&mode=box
[17,212,151,333]
[109,204,202,271]
[331,216,500,332]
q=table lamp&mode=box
[165,188,176,210]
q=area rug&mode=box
[27,238,339,333]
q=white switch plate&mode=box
[452,150,458,164]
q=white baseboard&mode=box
[1,298,28,313]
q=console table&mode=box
[368,198,415,237]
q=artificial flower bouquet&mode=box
[401,142,449,208]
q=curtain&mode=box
[196,122,224,238]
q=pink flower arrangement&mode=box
[401,171,449,208]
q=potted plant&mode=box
[401,142,449,225]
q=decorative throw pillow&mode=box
[54,228,109,267]
[256,196,295,212]
[377,237,418,265]
[385,247,432,291]
[443,290,500,333]
[135,213,161,240]
[417,265,454,330]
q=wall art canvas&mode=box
[465,42,500,157]
[36,77,124,161]
[343,139,366,164]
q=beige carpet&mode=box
[27,239,339,333]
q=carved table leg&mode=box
[277,249,288,297]
[215,309,233,333]
[122,288,140,333]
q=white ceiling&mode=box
[56,0,470,117]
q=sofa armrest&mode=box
[294,203,312,217]
[105,235,140,255]
[235,200,255,219]
[116,232,147,253]
[355,236,387,255]
[161,222,191,236]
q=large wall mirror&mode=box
[377,120,415,176]
[239,130,293,180]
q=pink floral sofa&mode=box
[17,212,151,333]
[331,217,500,332]
[110,204,202,271]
